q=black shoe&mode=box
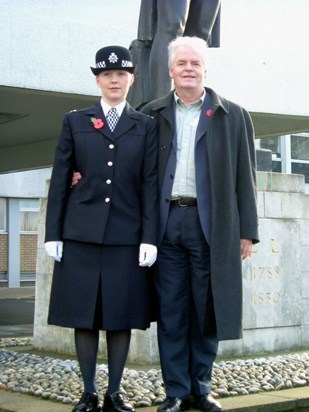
[193,395,222,412]
[103,392,135,412]
[73,392,101,412]
[157,397,190,412]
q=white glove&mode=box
[45,241,63,262]
[139,243,157,267]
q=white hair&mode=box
[168,36,208,69]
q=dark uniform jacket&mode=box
[45,100,158,246]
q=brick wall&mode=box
[20,234,37,272]
[0,233,37,273]
[0,233,8,272]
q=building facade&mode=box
[0,0,309,287]
[0,168,51,286]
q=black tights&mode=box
[75,328,131,394]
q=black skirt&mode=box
[48,240,155,331]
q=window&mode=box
[291,163,309,183]
[290,134,309,184]
[259,133,309,186]
[291,134,309,160]
[259,135,282,172]
[0,198,6,231]
[260,136,282,160]
[20,199,40,233]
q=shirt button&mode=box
[106,179,111,184]
[109,144,115,149]
[105,198,110,203]
[107,161,113,166]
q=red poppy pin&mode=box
[206,109,212,118]
[91,117,104,129]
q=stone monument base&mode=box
[34,172,309,363]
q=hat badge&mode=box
[108,53,118,64]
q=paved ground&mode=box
[1,387,309,412]
[0,287,34,338]
[0,287,309,411]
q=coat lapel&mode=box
[84,101,144,141]
[112,103,140,140]
[152,92,176,150]
[84,101,114,141]
[161,103,176,148]
[195,88,230,143]
[195,91,214,143]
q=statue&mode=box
[128,0,221,108]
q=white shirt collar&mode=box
[174,89,206,107]
[100,98,126,118]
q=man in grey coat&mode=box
[142,36,259,412]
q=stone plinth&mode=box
[33,172,309,363]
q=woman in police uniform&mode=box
[44,46,158,412]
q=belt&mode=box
[170,197,197,207]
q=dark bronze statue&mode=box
[128,0,221,108]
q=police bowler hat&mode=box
[90,46,134,75]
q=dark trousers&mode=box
[156,206,218,399]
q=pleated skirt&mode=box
[48,240,155,331]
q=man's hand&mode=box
[71,172,82,187]
[139,243,157,267]
[45,241,63,262]
[240,239,253,260]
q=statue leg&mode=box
[184,0,221,46]
[149,0,191,100]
